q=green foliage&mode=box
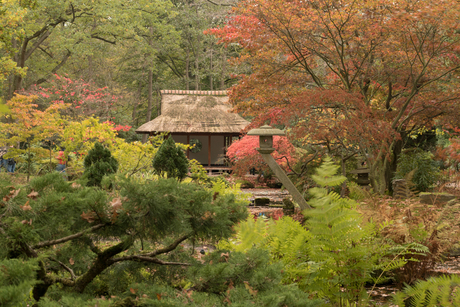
[0,258,37,307]
[187,248,321,306]
[37,296,112,307]
[0,170,249,304]
[395,149,440,192]
[206,157,435,305]
[188,158,210,184]
[83,142,118,187]
[347,181,368,201]
[119,178,248,242]
[112,134,164,175]
[218,216,310,262]
[303,157,384,303]
[303,158,429,304]
[209,177,250,204]
[152,136,188,181]
[392,275,460,307]
[217,215,312,290]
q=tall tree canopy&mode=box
[209,0,460,193]
[5,0,177,98]
[1,0,239,132]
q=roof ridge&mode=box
[160,90,228,96]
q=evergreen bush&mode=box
[187,248,320,306]
[0,172,248,304]
[0,258,37,307]
[83,142,118,187]
[152,136,188,181]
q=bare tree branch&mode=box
[33,224,106,249]
[90,34,116,44]
[50,257,76,281]
[34,50,72,85]
[110,255,190,266]
[148,234,190,257]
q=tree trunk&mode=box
[386,137,403,194]
[195,56,199,90]
[142,27,154,143]
[157,89,161,116]
[210,49,213,90]
[186,47,190,91]
[369,158,388,195]
[221,51,226,90]
[142,69,153,143]
[132,84,141,124]
[73,238,133,293]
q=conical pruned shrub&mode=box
[83,142,118,187]
[152,136,188,181]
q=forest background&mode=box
[3,0,460,194]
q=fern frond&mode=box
[393,275,460,307]
[303,157,384,303]
[311,156,347,188]
[217,216,273,252]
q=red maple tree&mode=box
[24,74,120,122]
[226,135,298,179]
[208,0,460,193]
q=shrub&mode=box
[0,172,248,304]
[187,248,320,306]
[395,148,440,192]
[152,136,188,181]
[83,142,118,187]
[0,258,37,307]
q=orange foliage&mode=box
[209,0,460,191]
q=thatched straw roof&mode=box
[136,90,250,134]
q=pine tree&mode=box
[0,172,248,304]
[152,136,188,181]
[83,142,118,186]
[0,259,37,307]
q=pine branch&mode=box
[32,223,106,249]
[110,234,191,265]
[148,234,191,257]
[110,255,190,266]
[49,257,76,281]
[73,237,134,293]
[85,236,102,255]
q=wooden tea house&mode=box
[135,90,250,174]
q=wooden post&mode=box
[208,134,211,167]
[186,135,190,159]
[259,153,311,211]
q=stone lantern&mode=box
[247,125,311,210]
[247,125,286,154]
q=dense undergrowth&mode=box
[1,149,460,306]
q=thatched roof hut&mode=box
[136,90,250,172]
[136,90,249,134]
